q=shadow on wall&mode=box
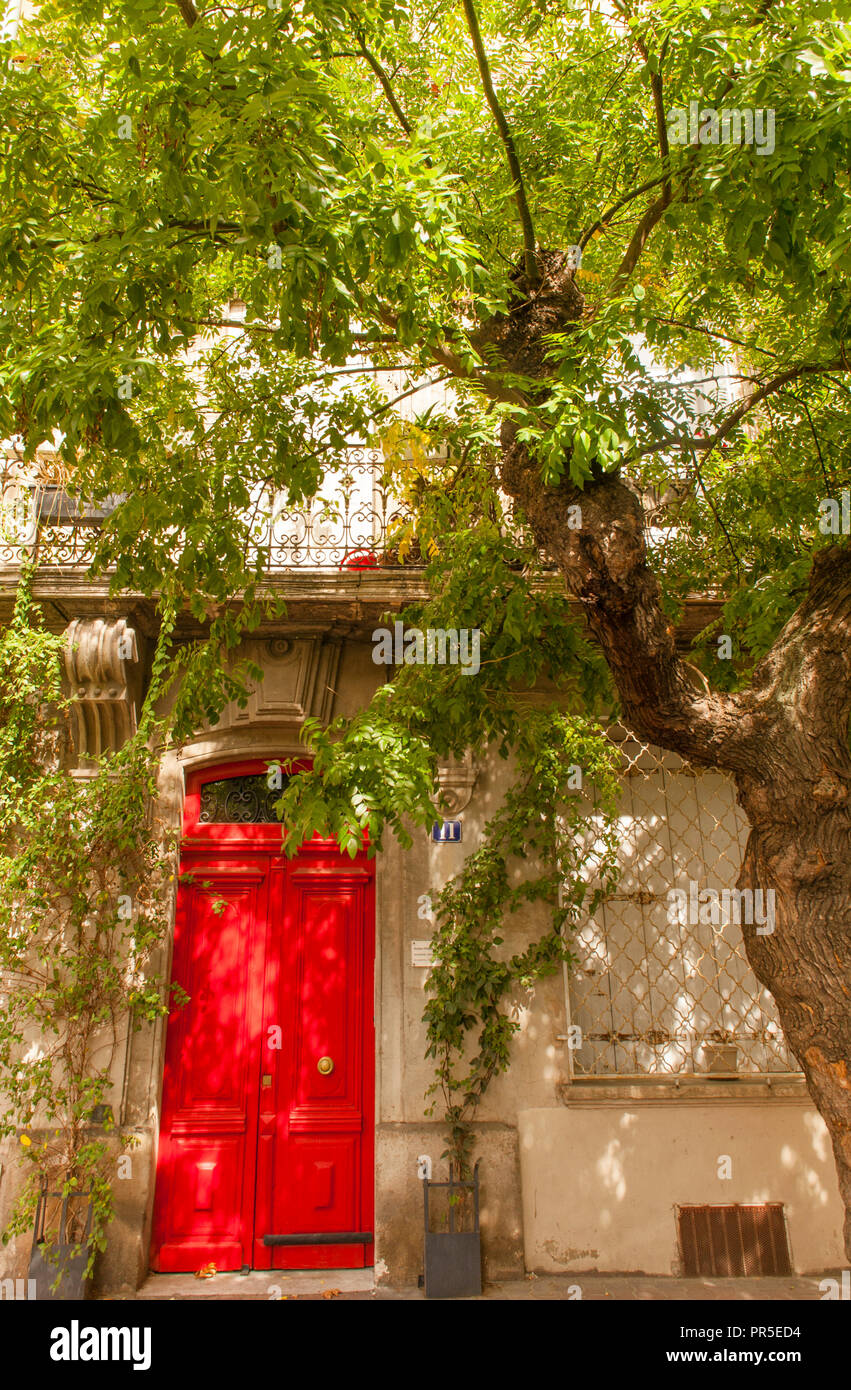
[516,1104,845,1275]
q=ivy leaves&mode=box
[267,506,622,1159]
[423,710,621,1168]
[0,577,179,1280]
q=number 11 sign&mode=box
[431,821,462,842]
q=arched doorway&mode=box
[150,760,375,1272]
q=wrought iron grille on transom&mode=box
[567,728,799,1077]
[199,774,289,824]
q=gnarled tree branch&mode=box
[460,0,538,286]
[175,0,200,26]
[499,428,760,771]
[634,361,849,458]
[356,34,412,136]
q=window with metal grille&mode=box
[567,728,799,1077]
[678,1203,792,1276]
[199,773,288,824]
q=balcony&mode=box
[0,447,420,575]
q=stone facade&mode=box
[0,569,845,1293]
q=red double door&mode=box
[150,762,375,1272]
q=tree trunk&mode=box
[486,255,851,1258]
[739,806,851,1263]
[733,544,851,1260]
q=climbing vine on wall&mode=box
[0,570,266,1286]
[423,712,621,1171]
[273,505,624,1172]
[0,574,176,1283]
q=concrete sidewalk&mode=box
[124,1269,836,1301]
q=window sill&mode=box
[557,1073,808,1105]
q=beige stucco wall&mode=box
[518,1101,846,1275]
[376,747,565,1132]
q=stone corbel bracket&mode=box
[64,617,139,762]
[435,750,480,815]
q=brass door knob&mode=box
[317,1056,334,1075]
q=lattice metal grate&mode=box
[568,727,799,1077]
[678,1204,792,1276]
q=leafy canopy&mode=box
[3,0,851,1158]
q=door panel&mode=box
[151,862,269,1272]
[291,883,363,1121]
[151,823,374,1274]
[255,865,374,1270]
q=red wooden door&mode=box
[150,762,375,1273]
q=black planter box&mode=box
[28,1191,93,1301]
[423,1163,482,1299]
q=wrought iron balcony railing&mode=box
[0,449,420,572]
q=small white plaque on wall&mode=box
[411,939,436,968]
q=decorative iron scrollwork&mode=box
[199,773,289,824]
[1,446,555,574]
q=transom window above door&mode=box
[199,772,289,825]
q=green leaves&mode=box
[3,0,848,609]
[273,708,438,857]
[422,708,621,1166]
[0,582,179,1282]
[3,0,851,1179]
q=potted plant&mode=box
[28,1187,94,1300]
[422,1161,482,1299]
[10,1129,106,1299]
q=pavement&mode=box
[121,1269,837,1301]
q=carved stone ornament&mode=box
[266,637,293,660]
[435,750,480,814]
[223,636,343,728]
[63,617,139,761]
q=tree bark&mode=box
[487,253,851,1259]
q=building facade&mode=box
[0,452,845,1294]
